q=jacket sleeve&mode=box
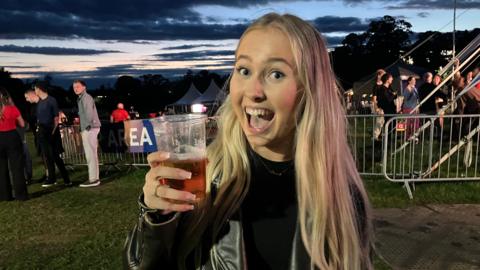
[124,194,181,270]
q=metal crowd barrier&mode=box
[346,114,385,176]
[61,114,480,198]
[382,114,480,198]
[60,117,219,168]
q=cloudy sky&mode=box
[0,0,478,88]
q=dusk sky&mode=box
[0,0,479,88]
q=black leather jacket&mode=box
[124,184,366,270]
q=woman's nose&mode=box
[246,78,266,102]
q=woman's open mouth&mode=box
[245,107,275,133]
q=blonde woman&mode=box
[125,13,372,270]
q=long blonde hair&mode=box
[179,13,373,270]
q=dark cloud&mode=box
[311,16,369,33]
[131,41,158,45]
[162,44,227,50]
[192,59,235,67]
[190,63,233,69]
[417,12,430,18]
[0,0,403,41]
[1,65,42,69]
[0,0,267,40]
[0,45,121,55]
[324,36,345,46]
[12,64,231,88]
[0,9,248,40]
[386,0,480,10]
[14,63,230,79]
[155,50,235,61]
[0,12,367,41]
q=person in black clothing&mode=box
[34,82,71,187]
[124,13,373,270]
[372,69,386,141]
[377,73,397,115]
[418,72,449,138]
[418,72,445,115]
[242,145,297,269]
[24,88,47,183]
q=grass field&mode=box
[1,133,479,269]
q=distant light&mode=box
[191,104,206,113]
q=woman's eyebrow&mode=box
[266,57,293,69]
[236,54,252,61]
[236,55,293,69]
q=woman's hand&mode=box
[143,151,197,215]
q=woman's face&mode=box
[230,27,300,160]
[409,78,416,86]
[387,76,393,85]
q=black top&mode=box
[418,82,447,114]
[377,85,397,114]
[26,103,38,130]
[242,147,297,270]
[372,83,383,97]
[36,95,59,127]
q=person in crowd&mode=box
[0,87,28,201]
[473,67,480,90]
[432,74,449,129]
[129,106,139,120]
[432,74,448,106]
[24,88,48,183]
[418,72,434,114]
[463,71,480,115]
[110,102,130,123]
[402,76,420,140]
[73,80,101,187]
[418,72,446,115]
[124,13,372,270]
[34,82,71,187]
[372,69,386,141]
[59,110,68,125]
[377,73,397,127]
[418,73,449,138]
[465,71,473,86]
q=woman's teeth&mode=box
[245,107,274,120]
[245,107,275,130]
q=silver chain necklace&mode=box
[255,155,294,176]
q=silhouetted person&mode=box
[377,73,397,116]
[35,82,71,187]
[25,88,47,183]
[0,87,28,201]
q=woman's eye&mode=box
[269,71,285,80]
[237,67,249,76]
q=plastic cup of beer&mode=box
[151,114,207,200]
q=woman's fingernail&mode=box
[190,194,196,200]
[180,171,192,179]
[189,205,195,210]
